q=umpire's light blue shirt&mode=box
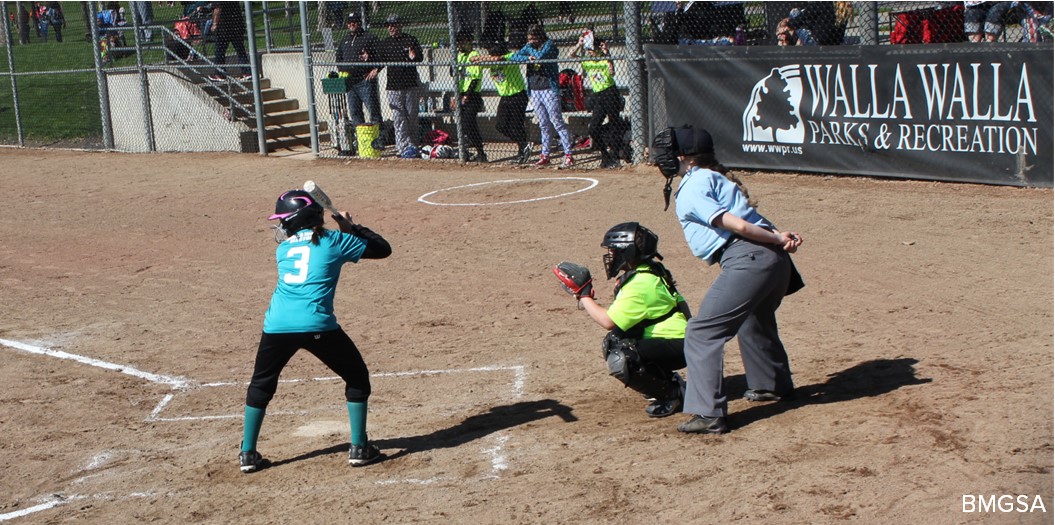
[263,229,367,333]
[674,165,773,264]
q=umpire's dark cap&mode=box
[675,126,714,156]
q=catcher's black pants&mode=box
[636,337,687,372]
[246,329,371,409]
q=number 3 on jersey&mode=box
[283,246,311,283]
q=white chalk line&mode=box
[0,338,192,389]
[163,365,527,422]
[2,335,528,516]
[418,177,599,206]
[0,492,158,522]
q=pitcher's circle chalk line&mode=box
[418,177,598,206]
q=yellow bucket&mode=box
[356,124,381,159]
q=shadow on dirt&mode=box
[374,399,578,461]
[725,357,932,430]
[268,399,577,467]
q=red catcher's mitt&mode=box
[553,261,595,300]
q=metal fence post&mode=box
[88,1,114,149]
[262,0,274,53]
[299,1,319,155]
[245,1,267,155]
[447,1,464,162]
[129,2,156,151]
[623,1,645,164]
[1,1,24,147]
[860,2,879,46]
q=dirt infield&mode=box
[0,148,1051,524]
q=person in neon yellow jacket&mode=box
[570,34,625,168]
[472,40,532,164]
[455,30,487,162]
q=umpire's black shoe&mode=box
[677,415,729,434]
[239,450,266,473]
[349,443,384,467]
[743,389,797,402]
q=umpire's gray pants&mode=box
[683,239,794,418]
[387,88,421,154]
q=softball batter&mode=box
[239,189,391,472]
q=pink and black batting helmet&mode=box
[269,189,324,234]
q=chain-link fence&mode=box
[1,2,1051,167]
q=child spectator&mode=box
[472,41,532,164]
[571,33,622,168]
[455,31,487,163]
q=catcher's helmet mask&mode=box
[601,222,662,279]
[269,189,325,237]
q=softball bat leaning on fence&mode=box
[303,180,351,222]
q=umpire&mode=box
[652,125,804,434]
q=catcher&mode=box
[553,222,691,418]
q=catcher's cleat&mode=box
[677,415,729,434]
[743,389,796,402]
[533,154,550,167]
[349,443,384,466]
[239,450,266,473]
[645,396,682,418]
[559,155,575,169]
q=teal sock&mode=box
[241,406,266,452]
[347,401,368,446]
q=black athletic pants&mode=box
[246,329,371,409]
[496,90,529,146]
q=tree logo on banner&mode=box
[742,65,806,144]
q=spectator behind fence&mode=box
[132,1,154,42]
[36,3,49,42]
[570,34,623,168]
[455,31,487,163]
[43,2,64,42]
[335,12,382,127]
[30,2,41,39]
[777,2,844,46]
[209,2,251,81]
[672,1,748,46]
[318,1,346,51]
[380,14,424,159]
[1017,1,1054,41]
[965,1,1017,42]
[472,41,532,165]
[509,25,575,169]
[17,3,30,44]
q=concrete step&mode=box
[259,121,328,140]
[262,98,300,113]
[267,132,329,152]
[262,109,311,126]
[233,87,286,104]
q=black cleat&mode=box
[239,450,266,473]
[677,415,729,434]
[348,443,384,466]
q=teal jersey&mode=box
[263,229,367,333]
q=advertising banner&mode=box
[645,43,1053,187]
